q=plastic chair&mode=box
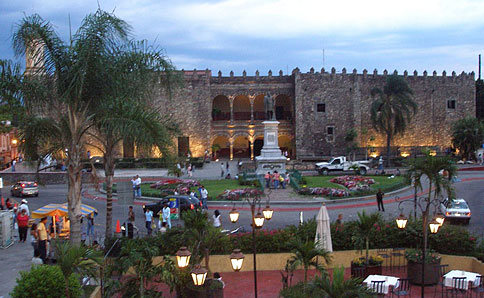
[434,264,449,298]
[470,275,484,298]
[391,278,411,297]
[371,280,386,297]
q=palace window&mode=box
[317,103,326,113]
[447,99,456,109]
[326,126,335,142]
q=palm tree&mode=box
[0,60,25,131]
[451,117,484,161]
[352,210,380,265]
[55,241,103,298]
[306,266,375,298]
[288,238,332,283]
[405,151,456,250]
[11,10,131,243]
[370,74,417,167]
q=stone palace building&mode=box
[155,67,475,160]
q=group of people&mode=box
[264,171,289,189]
[143,203,172,235]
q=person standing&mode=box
[273,171,280,189]
[220,163,225,178]
[87,213,95,241]
[162,203,171,229]
[145,208,153,235]
[200,186,209,210]
[128,206,135,223]
[213,210,222,228]
[11,159,16,172]
[376,189,385,212]
[20,199,30,216]
[187,164,193,178]
[264,172,271,188]
[37,217,48,263]
[131,175,142,198]
[17,209,29,242]
[30,223,39,252]
[378,156,384,173]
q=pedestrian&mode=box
[30,223,38,252]
[87,213,94,241]
[213,210,222,228]
[376,188,385,212]
[131,175,142,198]
[335,214,343,229]
[159,221,167,233]
[32,249,43,265]
[213,272,225,288]
[187,164,193,178]
[264,172,271,188]
[80,218,87,244]
[11,159,16,172]
[378,156,384,173]
[37,217,48,263]
[145,208,154,235]
[17,209,29,242]
[280,174,285,189]
[200,185,209,210]
[20,199,30,216]
[6,198,13,210]
[128,205,135,223]
[273,171,280,189]
[220,162,225,178]
[162,203,171,229]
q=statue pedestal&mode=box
[255,121,287,175]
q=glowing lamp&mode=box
[396,214,408,229]
[435,213,445,226]
[229,208,240,223]
[191,265,208,286]
[262,205,273,221]
[253,212,265,229]
[229,249,245,272]
[400,152,410,158]
[176,246,191,269]
[429,219,440,234]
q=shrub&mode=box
[11,265,82,298]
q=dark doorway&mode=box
[254,138,264,157]
[275,106,284,120]
[178,137,189,157]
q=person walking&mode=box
[162,203,171,229]
[264,172,271,188]
[376,188,385,212]
[11,159,16,172]
[220,163,225,178]
[213,210,222,228]
[187,164,193,178]
[86,213,95,241]
[145,208,154,235]
[131,175,142,198]
[37,217,48,263]
[200,186,209,210]
[17,209,29,242]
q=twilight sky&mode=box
[1,0,484,76]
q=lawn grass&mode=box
[139,179,255,199]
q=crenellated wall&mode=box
[154,67,475,159]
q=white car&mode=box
[440,198,471,224]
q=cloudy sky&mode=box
[1,0,484,76]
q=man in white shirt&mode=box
[200,186,208,210]
[20,199,30,216]
[145,208,153,235]
[131,175,142,197]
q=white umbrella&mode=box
[315,204,333,252]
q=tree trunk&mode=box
[365,237,369,265]
[123,139,135,158]
[67,143,83,245]
[104,153,115,237]
[386,133,392,168]
[204,248,210,272]
[65,278,71,298]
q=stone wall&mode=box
[0,172,92,185]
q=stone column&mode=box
[229,137,234,161]
[228,95,235,124]
[248,94,255,122]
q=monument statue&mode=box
[264,92,275,120]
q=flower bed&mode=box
[149,178,200,195]
[330,175,375,191]
[296,187,349,197]
[216,188,264,200]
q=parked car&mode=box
[315,156,370,175]
[11,181,39,197]
[143,195,202,216]
[440,198,471,224]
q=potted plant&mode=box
[351,211,382,278]
[351,255,383,277]
[405,248,441,285]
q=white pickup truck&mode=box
[315,156,370,175]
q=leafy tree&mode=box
[344,128,358,161]
[288,238,332,283]
[370,74,417,166]
[451,117,484,161]
[405,151,456,250]
[352,210,380,265]
[11,265,82,298]
[0,60,25,132]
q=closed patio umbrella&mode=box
[315,203,333,252]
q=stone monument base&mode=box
[255,120,287,175]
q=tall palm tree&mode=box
[306,266,375,298]
[451,117,484,161]
[12,10,130,243]
[370,74,417,167]
[288,238,332,283]
[405,151,456,250]
[55,241,103,298]
[87,40,180,237]
[352,210,380,265]
[0,60,25,131]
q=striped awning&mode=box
[31,203,98,219]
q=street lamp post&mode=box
[228,193,273,298]
[395,197,443,298]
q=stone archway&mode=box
[253,94,265,120]
[254,135,264,157]
[233,135,250,158]
[233,95,251,120]
[278,135,293,158]
[212,95,230,121]
[212,135,230,159]
[275,94,292,120]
